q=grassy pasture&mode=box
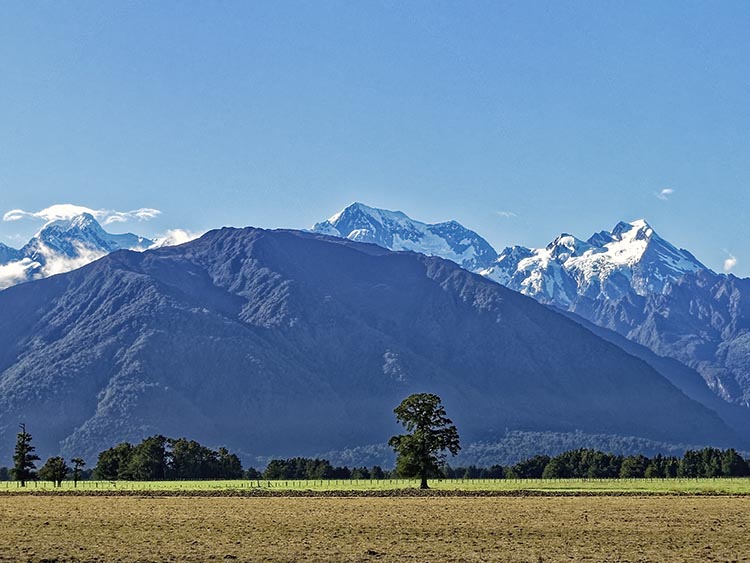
[1,495,749,562]
[4,477,750,494]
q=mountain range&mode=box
[1,203,748,464]
[313,203,750,408]
[0,226,740,464]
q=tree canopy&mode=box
[94,436,244,481]
[11,424,40,487]
[388,393,460,489]
[39,456,69,487]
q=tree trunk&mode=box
[420,474,429,489]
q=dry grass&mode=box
[1,495,749,562]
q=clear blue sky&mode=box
[1,1,748,275]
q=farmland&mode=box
[1,494,749,562]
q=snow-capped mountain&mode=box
[315,204,750,407]
[313,207,707,305]
[480,219,750,406]
[312,202,498,271]
[21,213,151,264]
[482,219,707,306]
[0,213,153,289]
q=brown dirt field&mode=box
[1,495,749,563]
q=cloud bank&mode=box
[0,258,38,290]
[3,204,161,225]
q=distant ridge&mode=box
[312,202,498,272]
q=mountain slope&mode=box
[0,243,22,265]
[312,202,498,271]
[588,271,750,405]
[560,309,750,439]
[0,227,739,462]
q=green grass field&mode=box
[4,477,750,494]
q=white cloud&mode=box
[496,211,517,219]
[150,229,203,248]
[40,243,109,277]
[0,258,38,289]
[724,255,738,273]
[3,204,161,225]
[0,240,119,289]
[103,208,162,225]
[655,188,674,201]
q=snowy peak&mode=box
[587,219,705,277]
[483,218,710,306]
[313,202,498,271]
[23,213,152,264]
[546,234,594,261]
[0,214,154,290]
[612,218,652,239]
[313,202,411,246]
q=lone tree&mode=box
[71,458,86,487]
[39,456,69,487]
[11,423,40,487]
[388,393,460,489]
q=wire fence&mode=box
[3,477,750,493]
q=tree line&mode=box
[93,436,244,480]
[1,427,247,486]
[262,447,750,481]
[5,446,749,484]
[445,447,750,479]
[4,395,750,487]
[3,423,89,488]
[260,457,389,480]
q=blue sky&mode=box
[1,1,748,275]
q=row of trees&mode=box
[94,436,244,480]
[444,447,750,480]
[263,447,750,481]
[5,424,87,487]
[4,445,749,484]
[2,426,244,486]
[261,457,388,480]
